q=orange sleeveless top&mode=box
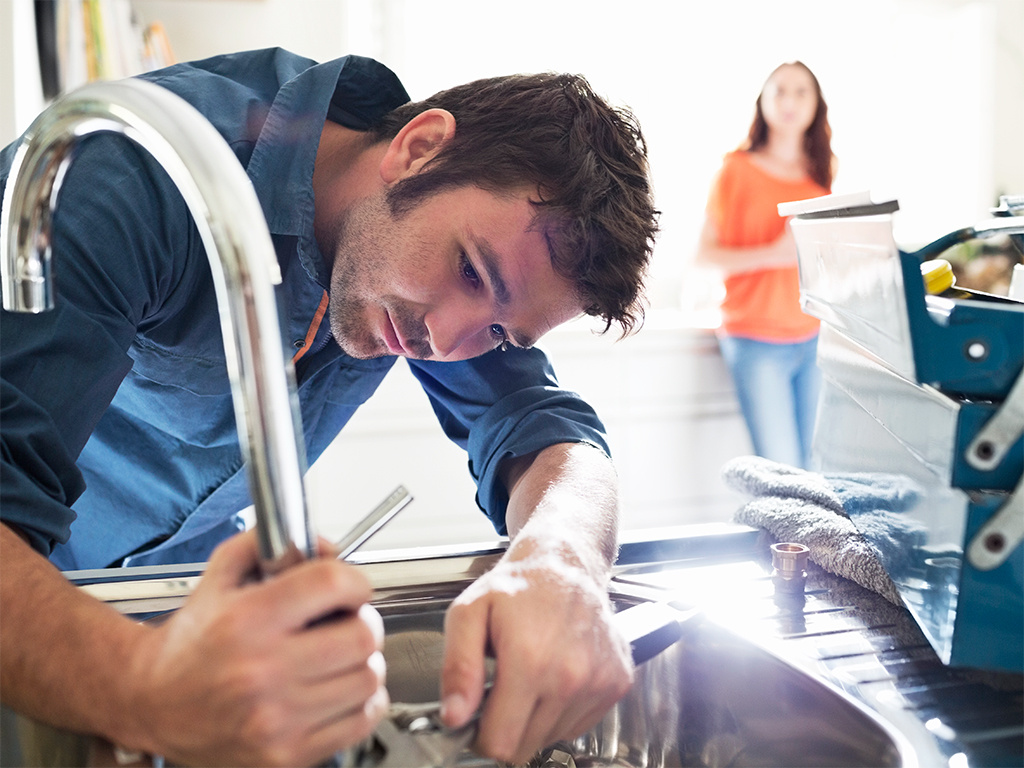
[707,151,828,341]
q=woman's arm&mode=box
[693,215,799,276]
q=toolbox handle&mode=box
[966,370,1024,473]
[967,477,1024,571]
[965,365,1024,572]
[908,218,1024,262]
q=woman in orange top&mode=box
[696,61,836,469]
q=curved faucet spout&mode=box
[1,79,314,575]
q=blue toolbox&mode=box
[781,192,1023,673]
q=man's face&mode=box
[324,185,582,362]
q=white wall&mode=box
[133,0,351,64]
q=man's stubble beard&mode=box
[324,194,391,359]
[324,191,436,360]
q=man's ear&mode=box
[379,108,456,184]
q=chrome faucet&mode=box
[1,79,314,575]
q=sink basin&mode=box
[375,595,907,768]
[6,524,1020,766]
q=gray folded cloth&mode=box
[721,456,923,605]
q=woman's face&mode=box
[759,65,819,137]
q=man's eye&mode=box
[459,253,481,286]
[489,324,509,351]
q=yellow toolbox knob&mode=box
[921,258,956,295]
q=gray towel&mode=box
[721,456,920,605]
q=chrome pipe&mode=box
[1,79,314,575]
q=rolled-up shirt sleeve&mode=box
[407,347,610,534]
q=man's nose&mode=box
[426,302,492,360]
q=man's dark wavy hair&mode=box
[367,73,659,337]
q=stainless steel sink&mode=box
[376,597,906,767]
[356,525,934,767]
[4,524,1021,767]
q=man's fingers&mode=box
[249,556,374,631]
[199,529,263,590]
[288,604,385,683]
[533,688,624,757]
[440,600,490,728]
[201,533,373,630]
[478,665,629,764]
[299,685,390,766]
[287,650,387,725]
[316,535,342,559]
[474,667,537,762]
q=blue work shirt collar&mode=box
[246,55,409,287]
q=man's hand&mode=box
[123,531,389,767]
[438,443,633,764]
[440,544,632,763]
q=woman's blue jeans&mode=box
[717,334,821,469]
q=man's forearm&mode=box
[0,523,150,745]
[1,523,390,766]
[500,442,621,581]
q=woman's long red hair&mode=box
[741,61,836,190]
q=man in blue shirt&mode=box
[0,50,658,766]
